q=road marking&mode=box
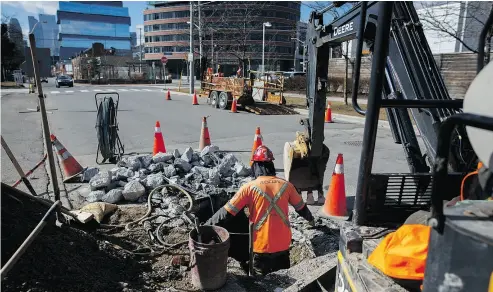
[143,89,153,91]
[50,91,60,94]
[65,90,74,93]
[118,89,129,92]
[93,89,102,92]
[130,89,141,91]
[80,90,89,92]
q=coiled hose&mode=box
[99,184,195,256]
[96,97,119,163]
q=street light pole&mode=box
[189,1,194,94]
[139,26,143,72]
[291,38,306,72]
[211,29,214,72]
[262,22,271,75]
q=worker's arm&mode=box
[206,185,250,226]
[287,184,315,224]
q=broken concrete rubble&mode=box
[148,163,162,173]
[234,162,250,177]
[112,167,134,180]
[163,164,177,178]
[122,180,145,201]
[172,149,180,159]
[174,158,192,173]
[89,171,111,191]
[81,167,99,182]
[200,145,219,157]
[103,188,123,204]
[86,190,105,203]
[181,147,194,163]
[145,173,164,189]
[153,152,174,163]
[138,154,153,169]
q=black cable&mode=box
[96,97,120,163]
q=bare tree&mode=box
[416,1,493,54]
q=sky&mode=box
[0,1,324,40]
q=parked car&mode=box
[55,75,73,88]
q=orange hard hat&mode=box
[252,145,275,162]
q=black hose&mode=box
[96,97,118,162]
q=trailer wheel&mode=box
[218,92,229,110]
[210,91,219,108]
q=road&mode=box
[2,80,410,214]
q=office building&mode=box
[28,14,59,57]
[57,1,131,60]
[143,1,301,77]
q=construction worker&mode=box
[206,145,315,275]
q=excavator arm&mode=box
[284,1,476,202]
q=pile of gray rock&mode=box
[79,145,252,205]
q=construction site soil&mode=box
[2,185,340,292]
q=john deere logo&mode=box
[333,22,354,37]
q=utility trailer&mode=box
[283,1,493,291]
[200,69,288,114]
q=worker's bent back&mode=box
[224,176,306,253]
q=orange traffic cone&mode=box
[192,90,199,105]
[231,97,238,113]
[153,121,166,155]
[325,102,333,123]
[50,134,84,182]
[199,116,211,151]
[322,153,347,217]
[166,90,171,100]
[249,127,263,166]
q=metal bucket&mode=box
[189,225,230,290]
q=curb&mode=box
[294,108,391,129]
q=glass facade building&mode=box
[57,1,131,60]
[28,14,60,57]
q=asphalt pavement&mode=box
[2,80,410,213]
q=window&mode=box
[153,24,160,31]
[174,11,190,18]
[61,37,130,50]
[59,2,129,17]
[175,34,189,41]
[60,20,130,37]
[153,46,161,53]
[145,37,149,42]
[144,25,150,32]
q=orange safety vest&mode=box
[224,176,306,253]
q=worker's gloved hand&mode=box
[308,220,316,227]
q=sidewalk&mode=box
[284,92,368,105]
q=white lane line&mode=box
[93,89,102,92]
[143,89,153,91]
[118,89,129,92]
[80,90,89,92]
[130,89,141,91]
[65,90,74,93]
[50,91,60,94]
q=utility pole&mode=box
[139,26,143,72]
[28,33,61,217]
[189,1,195,94]
[211,29,214,72]
[198,2,203,80]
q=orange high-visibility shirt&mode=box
[224,176,306,253]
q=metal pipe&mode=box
[1,136,38,196]
[0,200,61,279]
[353,2,394,226]
[262,24,266,75]
[430,113,493,233]
[28,34,61,209]
[198,2,203,80]
[351,1,367,115]
[248,221,254,276]
[477,7,493,73]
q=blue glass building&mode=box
[57,1,131,60]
